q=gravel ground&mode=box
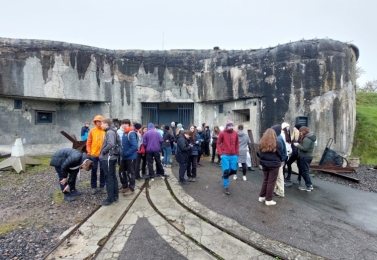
[0,166,105,260]
[311,164,377,193]
[0,163,376,260]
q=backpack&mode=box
[128,131,143,151]
[109,130,122,156]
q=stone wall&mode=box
[0,37,358,158]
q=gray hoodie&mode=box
[99,125,120,161]
[238,130,251,156]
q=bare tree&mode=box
[358,80,377,92]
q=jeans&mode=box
[187,155,198,178]
[162,146,172,165]
[259,167,279,201]
[286,153,298,180]
[90,156,106,188]
[179,162,188,182]
[101,159,119,202]
[147,152,164,176]
[298,156,313,187]
[221,154,238,188]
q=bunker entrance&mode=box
[142,103,194,128]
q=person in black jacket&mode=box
[204,126,211,156]
[162,125,175,167]
[257,128,283,206]
[50,148,93,202]
[187,125,200,182]
[176,130,193,185]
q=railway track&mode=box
[42,174,314,260]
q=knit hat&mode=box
[164,125,170,130]
[177,123,182,129]
[148,123,155,130]
[197,126,202,131]
[294,124,302,130]
[281,122,290,130]
[225,120,234,128]
[134,123,142,130]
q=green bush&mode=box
[352,93,377,164]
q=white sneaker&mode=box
[243,176,247,181]
[233,175,237,180]
[265,200,277,206]
[258,197,266,202]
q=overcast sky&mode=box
[0,0,374,85]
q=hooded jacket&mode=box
[162,129,175,148]
[50,148,90,178]
[143,123,163,152]
[86,115,106,157]
[297,132,317,157]
[122,126,138,160]
[238,130,251,157]
[271,125,287,162]
[217,128,239,156]
[176,134,192,163]
[99,124,120,161]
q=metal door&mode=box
[178,104,194,128]
[142,103,159,126]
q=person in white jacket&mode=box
[281,122,292,186]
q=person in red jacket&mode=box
[217,120,239,195]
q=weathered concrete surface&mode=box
[0,37,358,158]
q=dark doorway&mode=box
[141,103,194,128]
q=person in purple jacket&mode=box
[143,123,169,179]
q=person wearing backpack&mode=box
[121,119,138,196]
[99,118,121,206]
[133,123,144,179]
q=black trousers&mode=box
[119,159,136,191]
[211,144,220,162]
[147,152,164,176]
[119,159,127,188]
[187,155,198,178]
[135,153,147,179]
[204,141,210,156]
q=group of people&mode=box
[51,115,316,207]
[258,122,317,206]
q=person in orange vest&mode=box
[86,115,106,194]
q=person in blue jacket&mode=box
[81,122,90,141]
[121,119,138,197]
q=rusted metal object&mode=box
[60,131,87,153]
[247,129,259,167]
[309,138,360,182]
[310,160,360,182]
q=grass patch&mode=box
[352,93,377,164]
[52,189,65,204]
[0,220,27,235]
[0,156,52,175]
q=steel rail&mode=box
[163,178,290,260]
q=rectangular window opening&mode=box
[14,100,22,109]
[219,104,224,113]
[36,111,55,124]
